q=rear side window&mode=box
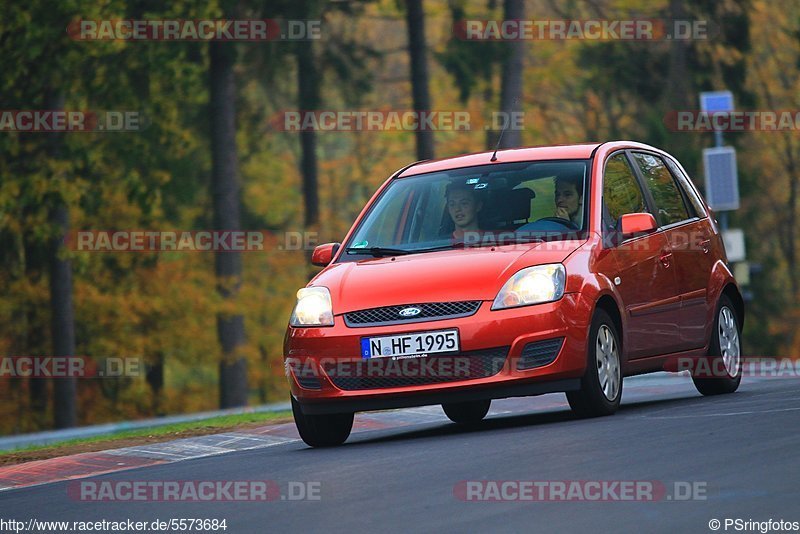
[664,158,707,218]
[632,152,690,226]
[602,153,647,231]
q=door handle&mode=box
[699,238,711,254]
[659,251,673,268]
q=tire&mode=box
[291,396,354,447]
[566,309,622,417]
[442,399,491,424]
[692,295,742,396]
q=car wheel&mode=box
[291,396,354,447]
[566,309,622,417]
[692,295,742,396]
[442,399,491,424]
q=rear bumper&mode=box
[284,293,594,413]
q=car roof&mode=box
[398,143,600,177]
[397,141,660,177]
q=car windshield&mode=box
[344,160,590,258]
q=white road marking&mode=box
[636,406,800,419]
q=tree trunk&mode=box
[783,142,798,299]
[296,36,320,228]
[49,203,77,428]
[666,0,690,111]
[405,0,435,160]
[499,0,525,149]
[145,351,164,415]
[209,38,248,408]
[664,0,692,162]
[45,90,77,429]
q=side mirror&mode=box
[311,243,340,267]
[619,213,657,238]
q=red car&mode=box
[285,141,744,447]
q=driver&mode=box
[554,176,583,227]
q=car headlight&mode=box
[290,287,334,327]
[491,264,566,310]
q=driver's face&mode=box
[555,182,581,219]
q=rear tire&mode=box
[442,399,491,424]
[291,396,354,447]
[567,309,622,417]
[692,295,742,396]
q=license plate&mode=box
[361,329,459,359]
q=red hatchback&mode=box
[285,141,744,447]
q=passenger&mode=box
[445,182,484,242]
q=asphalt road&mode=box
[2,373,799,534]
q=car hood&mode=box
[311,240,586,314]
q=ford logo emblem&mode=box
[398,307,421,317]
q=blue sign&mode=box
[700,91,734,113]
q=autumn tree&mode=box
[0,1,82,428]
[210,2,248,408]
[742,0,800,352]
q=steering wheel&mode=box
[534,217,579,230]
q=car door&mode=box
[630,152,714,351]
[666,155,718,348]
[602,152,682,359]
[665,157,719,347]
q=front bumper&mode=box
[284,293,592,414]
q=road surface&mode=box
[1,373,798,534]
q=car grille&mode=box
[323,346,509,390]
[343,301,482,327]
[516,338,564,370]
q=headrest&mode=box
[482,187,535,229]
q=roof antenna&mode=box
[490,120,508,162]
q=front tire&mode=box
[692,295,742,396]
[566,309,622,417]
[442,399,491,424]
[291,396,354,447]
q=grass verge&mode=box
[0,410,292,467]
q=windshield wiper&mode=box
[345,246,413,257]
[346,243,465,257]
[410,243,466,253]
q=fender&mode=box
[706,259,744,338]
[584,280,628,362]
[564,235,629,363]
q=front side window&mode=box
[632,152,690,226]
[602,153,647,232]
[342,160,589,260]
